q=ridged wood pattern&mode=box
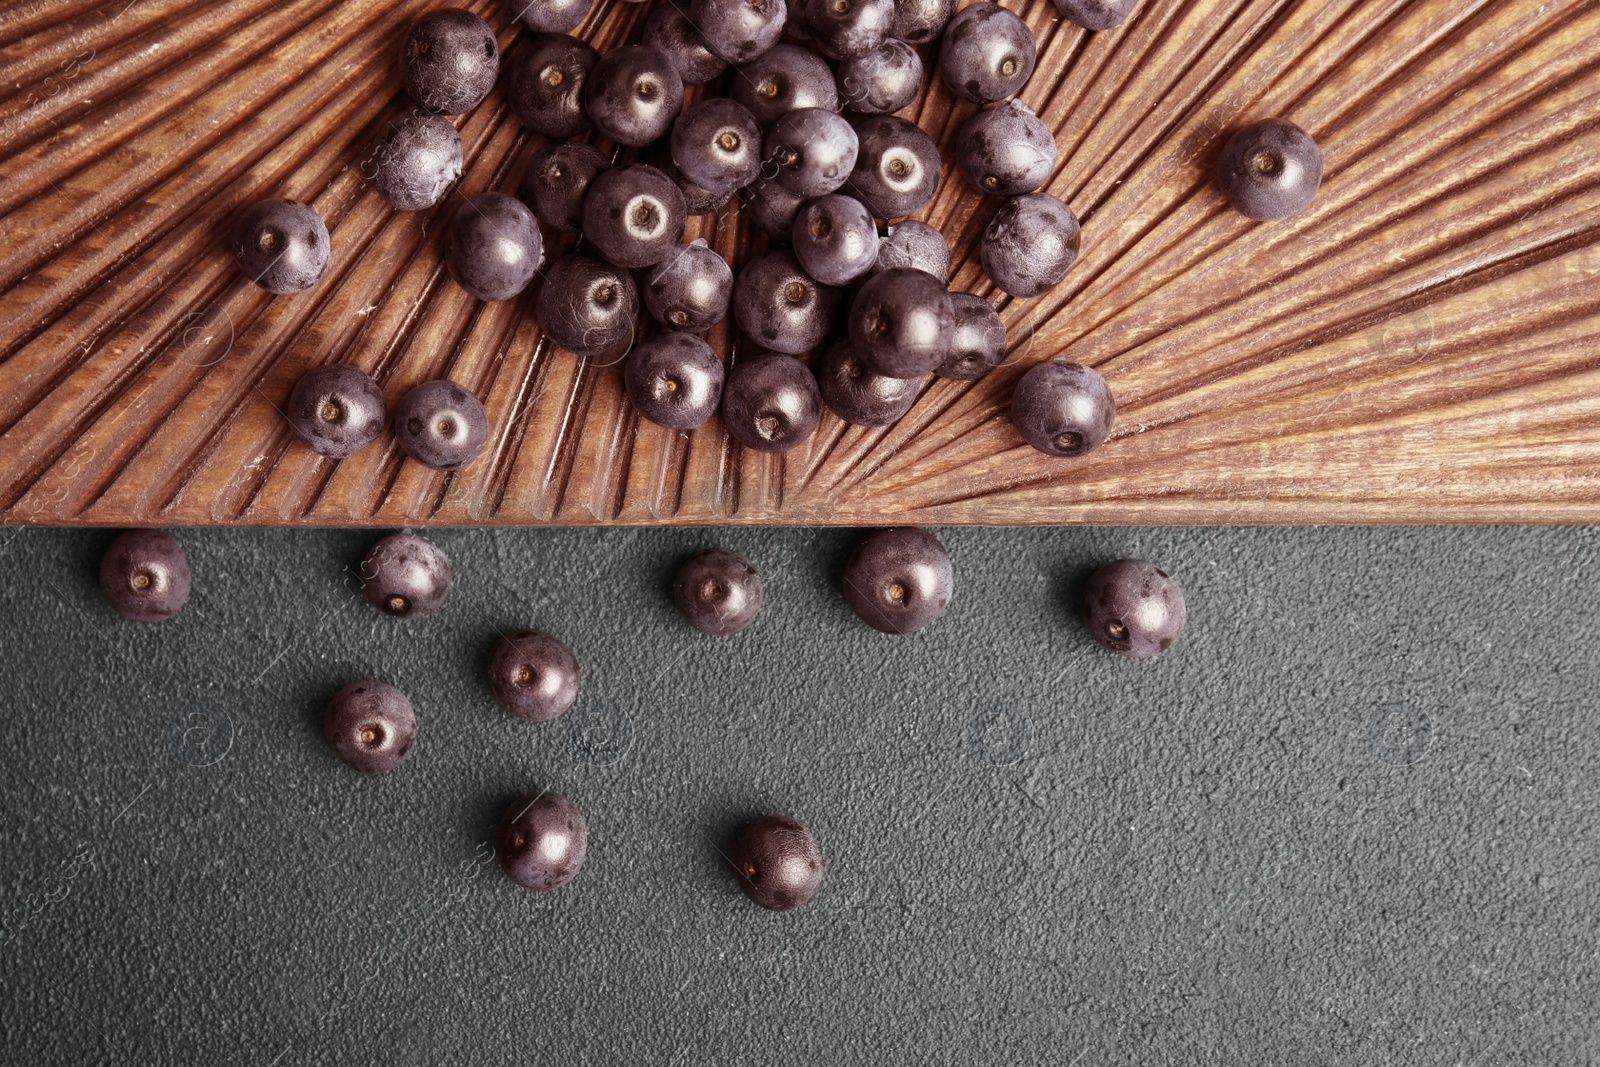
[2,0,1598,526]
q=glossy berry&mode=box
[582,164,687,269]
[816,336,919,426]
[733,250,841,354]
[583,46,684,147]
[517,142,608,232]
[1053,0,1135,30]
[643,5,728,84]
[842,526,953,634]
[360,532,452,618]
[287,364,386,458]
[624,334,726,429]
[1083,559,1185,658]
[848,266,953,378]
[642,239,733,332]
[729,815,823,910]
[981,192,1080,297]
[845,115,940,219]
[400,9,499,114]
[497,793,588,891]
[487,629,580,720]
[937,293,1005,380]
[767,107,859,197]
[869,220,950,282]
[324,681,416,773]
[507,34,598,138]
[835,39,922,115]
[1010,359,1114,456]
[393,380,489,471]
[741,176,809,241]
[100,530,190,622]
[732,45,839,128]
[371,114,462,211]
[721,351,823,452]
[890,0,956,43]
[510,0,592,34]
[1218,118,1323,221]
[690,0,788,65]
[804,0,893,60]
[672,98,763,195]
[234,199,329,295]
[793,194,879,286]
[536,252,640,356]
[956,101,1056,196]
[449,193,544,301]
[674,549,762,635]
[938,2,1036,104]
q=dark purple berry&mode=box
[955,100,1055,196]
[1053,0,1135,30]
[400,9,499,114]
[99,530,190,622]
[937,293,1005,380]
[890,0,955,43]
[845,114,939,219]
[507,34,598,138]
[624,333,725,429]
[721,351,822,452]
[449,192,544,301]
[1083,559,1185,658]
[642,146,736,215]
[803,0,892,60]
[848,266,953,378]
[1010,358,1113,456]
[393,380,489,471]
[732,249,842,354]
[582,164,687,269]
[869,220,950,281]
[517,142,607,232]
[536,252,640,356]
[487,629,580,720]
[671,98,763,195]
[766,107,859,197]
[673,549,762,635]
[497,793,588,891]
[816,336,919,426]
[835,39,922,115]
[643,239,733,332]
[234,199,329,295]
[792,194,879,285]
[371,114,462,211]
[583,45,684,147]
[842,526,952,633]
[643,5,728,84]
[1218,118,1323,221]
[360,532,452,618]
[510,0,592,34]
[740,176,808,241]
[690,0,788,65]
[324,681,416,773]
[729,815,823,910]
[981,192,1079,297]
[287,364,386,458]
[731,44,839,128]
[938,2,1035,104]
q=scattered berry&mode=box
[511,0,593,34]
[536,252,640,356]
[845,114,940,218]
[981,192,1079,297]
[792,194,879,286]
[360,532,452,618]
[804,0,893,61]
[1082,559,1186,658]
[507,33,599,138]
[673,549,762,635]
[938,2,1036,104]
[371,114,462,211]
[671,98,763,195]
[729,815,824,910]
[583,45,685,146]
[324,681,416,773]
[816,336,920,426]
[643,5,728,84]
[487,629,581,720]
[517,142,608,232]
[624,333,726,429]
[842,526,953,634]
[234,199,329,295]
[642,239,734,332]
[936,293,1005,380]
[448,192,544,301]
[1010,359,1114,456]
[99,530,190,622]
[721,351,823,452]
[1218,118,1323,221]
[399,9,499,114]
[691,0,788,64]
[835,38,923,115]
[733,249,841,354]
[581,164,687,269]
[847,266,954,378]
[732,44,840,128]
[1053,0,1135,30]
[393,380,489,471]
[766,106,860,197]
[497,792,588,891]
[287,364,387,458]
[955,100,1056,196]
[890,0,956,43]
[869,220,951,282]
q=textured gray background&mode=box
[0,524,1596,1065]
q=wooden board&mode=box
[3,0,1598,527]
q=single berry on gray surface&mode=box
[100,530,190,622]
[955,100,1056,196]
[360,532,453,618]
[845,114,940,218]
[732,45,839,128]
[690,0,788,65]
[624,333,726,429]
[643,239,733,332]
[815,336,920,426]
[835,39,922,115]
[1053,0,1135,30]
[510,0,592,34]
[981,192,1080,297]
[842,526,952,633]
[1218,118,1323,221]
[674,548,762,635]
[487,629,580,720]
[1010,358,1113,456]
[671,98,763,195]
[287,364,387,458]
[324,681,417,773]
[740,176,809,241]
[869,220,950,281]
[536,252,640,356]
[582,45,684,147]
[517,142,608,232]
[507,34,599,138]
[234,199,329,295]
[1082,559,1185,658]
[721,351,823,452]
[803,0,892,60]
[792,194,879,285]
[393,380,489,471]
[937,293,1005,380]
[766,107,859,197]
[643,5,728,84]
[449,192,544,301]
[733,249,841,354]
[400,9,499,114]
[938,2,1036,104]
[581,164,687,269]
[890,0,956,43]
[848,266,954,378]
[730,815,823,909]
[371,114,462,211]
[497,793,588,891]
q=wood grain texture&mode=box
[2,0,1598,527]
